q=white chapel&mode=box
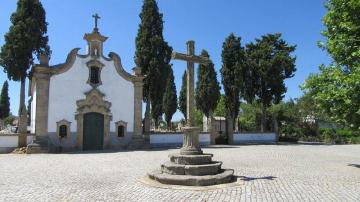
[27,19,144,152]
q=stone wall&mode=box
[150,132,211,148]
[233,132,277,144]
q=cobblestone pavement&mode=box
[0,144,359,202]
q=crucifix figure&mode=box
[92,13,101,32]
[172,40,209,155]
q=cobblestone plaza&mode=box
[0,144,359,201]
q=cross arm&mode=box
[171,52,209,64]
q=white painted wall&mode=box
[150,133,211,146]
[30,83,37,134]
[233,132,276,143]
[0,136,18,147]
[47,55,134,134]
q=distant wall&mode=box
[0,134,34,153]
[150,133,210,148]
[233,132,277,144]
[149,132,277,147]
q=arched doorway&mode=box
[83,112,104,150]
[75,88,112,150]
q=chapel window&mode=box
[90,66,100,85]
[118,125,125,137]
[59,125,67,138]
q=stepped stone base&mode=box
[26,143,48,154]
[148,152,235,186]
[127,136,150,150]
[26,137,49,154]
[148,169,234,186]
[169,153,213,165]
[161,161,222,176]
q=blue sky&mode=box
[0,0,331,121]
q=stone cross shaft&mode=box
[92,13,101,31]
[172,41,209,127]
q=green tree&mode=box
[303,65,360,128]
[245,33,296,132]
[302,0,360,129]
[238,102,261,132]
[214,95,226,117]
[134,0,172,130]
[0,81,10,119]
[220,33,246,143]
[178,70,187,120]
[195,50,221,118]
[162,67,177,130]
[320,0,360,69]
[0,0,50,133]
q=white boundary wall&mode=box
[0,135,34,153]
[233,132,276,144]
[150,133,210,147]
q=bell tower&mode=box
[83,13,108,58]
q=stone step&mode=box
[148,169,235,186]
[161,161,222,176]
[169,153,213,165]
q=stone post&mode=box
[186,41,195,127]
[27,55,51,153]
[133,68,143,137]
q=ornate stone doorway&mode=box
[83,112,104,150]
[75,88,112,150]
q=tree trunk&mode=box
[144,100,151,140]
[273,113,279,143]
[209,111,216,145]
[261,104,266,132]
[18,76,27,147]
[167,120,171,131]
[226,115,234,144]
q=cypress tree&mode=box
[134,0,172,130]
[178,70,187,120]
[195,50,221,118]
[162,67,177,130]
[220,33,246,143]
[0,81,10,119]
[0,0,50,133]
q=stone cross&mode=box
[92,13,101,31]
[172,41,209,155]
[172,41,209,127]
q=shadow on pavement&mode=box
[235,175,277,181]
[348,164,360,168]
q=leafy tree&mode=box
[303,0,360,129]
[178,70,187,120]
[0,0,50,133]
[220,33,246,143]
[238,102,262,132]
[245,33,296,132]
[134,0,172,130]
[320,0,360,70]
[0,81,10,119]
[195,50,221,118]
[162,67,177,130]
[303,65,360,128]
[4,114,15,126]
[213,95,226,117]
[195,109,203,128]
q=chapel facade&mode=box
[27,25,144,152]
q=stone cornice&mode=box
[84,31,108,43]
[108,52,144,84]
